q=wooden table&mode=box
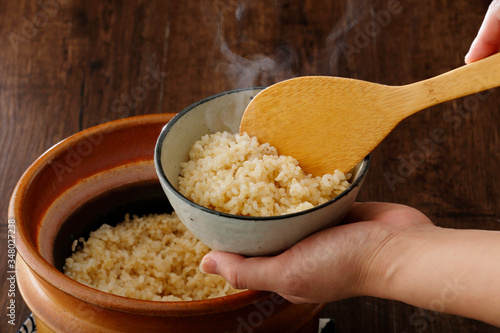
[1,0,499,332]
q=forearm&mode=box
[368,225,500,326]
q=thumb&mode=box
[200,251,282,291]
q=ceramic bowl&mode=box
[10,114,323,333]
[155,88,370,256]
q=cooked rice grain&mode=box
[179,131,351,216]
[64,212,240,301]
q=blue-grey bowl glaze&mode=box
[155,88,370,256]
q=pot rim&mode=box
[10,114,267,317]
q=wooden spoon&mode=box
[240,52,500,177]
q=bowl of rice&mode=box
[11,114,323,332]
[155,88,370,256]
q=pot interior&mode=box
[53,180,172,272]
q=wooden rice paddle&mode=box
[240,52,500,177]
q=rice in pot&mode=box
[64,212,240,301]
[64,131,351,301]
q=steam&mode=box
[322,0,372,74]
[206,0,374,88]
[215,28,297,88]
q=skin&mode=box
[465,0,500,64]
[200,203,500,327]
[200,5,500,326]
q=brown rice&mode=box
[64,212,240,301]
[179,131,351,216]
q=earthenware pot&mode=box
[11,114,323,332]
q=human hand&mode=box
[200,202,434,304]
[465,0,500,63]
[201,202,500,326]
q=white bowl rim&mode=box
[154,87,370,221]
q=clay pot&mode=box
[10,114,323,332]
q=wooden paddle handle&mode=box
[396,52,500,117]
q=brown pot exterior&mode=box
[11,114,323,332]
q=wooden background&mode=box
[1,0,499,332]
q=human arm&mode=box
[465,0,500,64]
[200,202,500,326]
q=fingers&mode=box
[200,251,284,292]
[465,0,500,63]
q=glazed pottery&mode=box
[155,88,370,256]
[11,114,323,332]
